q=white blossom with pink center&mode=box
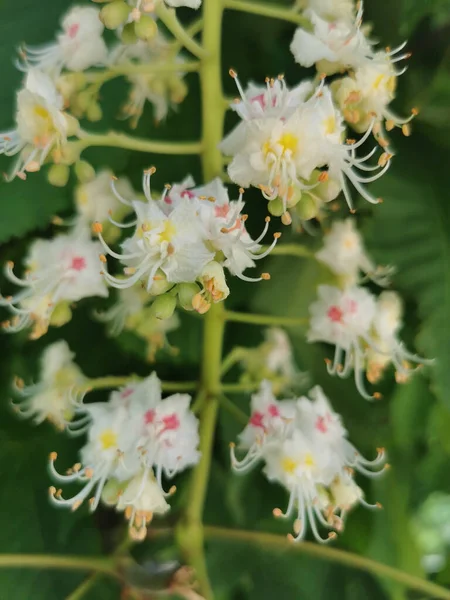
[0,225,108,339]
[231,382,386,543]
[18,6,108,75]
[230,380,296,473]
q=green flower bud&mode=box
[134,15,158,42]
[100,0,130,30]
[49,302,72,327]
[178,282,201,311]
[169,77,188,104]
[151,270,173,296]
[47,164,70,187]
[150,294,177,320]
[268,197,284,217]
[101,478,123,506]
[64,113,80,137]
[59,141,82,165]
[86,102,103,122]
[295,193,320,221]
[74,160,96,183]
[76,90,93,112]
[121,22,138,44]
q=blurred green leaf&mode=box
[366,134,450,408]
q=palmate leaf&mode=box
[365,133,450,408]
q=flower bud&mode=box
[76,90,93,112]
[268,197,284,217]
[121,22,138,44]
[151,270,173,296]
[201,261,230,303]
[86,103,103,122]
[101,478,122,506]
[74,160,96,183]
[64,113,80,137]
[177,282,201,311]
[295,194,320,221]
[150,294,177,320]
[58,141,82,165]
[169,77,188,104]
[47,164,70,187]
[49,302,72,327]
[192,293,210,314]
[134,15,158,41]
[100,0,130,29]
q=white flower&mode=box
[264,328,298,380]
[223,78,392,214]
[0,225,108,339]
[75,169,134,226]
[134,388,201,485]
[95,285,149,336]
[308,285,431,398]
[12,341,86,429]
[97,170,214,293]
[290,4,374,74]
[221,72,313,156]
[126,0,201,18]
[310,86,391,210]
[19,6,108,75]
[231,382,387,542]
[366,291,431,383]
[49,400,140,512]
[230,381,296,473]
[316,218,392,285]
[0,69,71,180]
[308,284,378,398]
[332,46,416,138]
[112,36,187,126]
[116,470,170,540]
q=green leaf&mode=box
[365,134,450,407]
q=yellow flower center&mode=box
[99,429,118,450]
[34,105,51,120]
[304,453,315,468]
[281,457,298,474]
[159,220,176,244]
[343,235,356,249]
[277,133,298,154]
[323,116,336,135]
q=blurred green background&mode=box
[0,0,449,598]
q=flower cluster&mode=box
[96,170,280,315]
[49,372,200,540]
[222,72,391,223]
[308,219,431,398]
[231,381,387,542]
[291,0,416,142]
[12,340,86,430]
[0,225,108,339]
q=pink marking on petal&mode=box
[249,411,265,429]
[347,299,358,314]
[162,413,180,431]
[144,409,155,424]
[121,388,134,399]
[67,23,80,39]
[315,416,328,433]
[214,204,230,218]
[327,305,343,323]
[181,190,195,199]
[251,93,266,109]
[268,404,280,418]
[164,195,173,205]
[70,256,86,271]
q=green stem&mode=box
[0,555,116,577]
[221,380,282,394]
[269,243,314,259]
[82,377,198,393]
[223,0,310,26]
[85,60,201,84]
[218,395,248,424]
[176,1,226,598]
[77,131,202,155]
[156,4,207,59]
[204,527,450,600]
[65,537,133,600]
[220,347,246,376]
[171,18,204,54]
[224,310,308,328]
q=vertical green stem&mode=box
[176,1,226,599]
